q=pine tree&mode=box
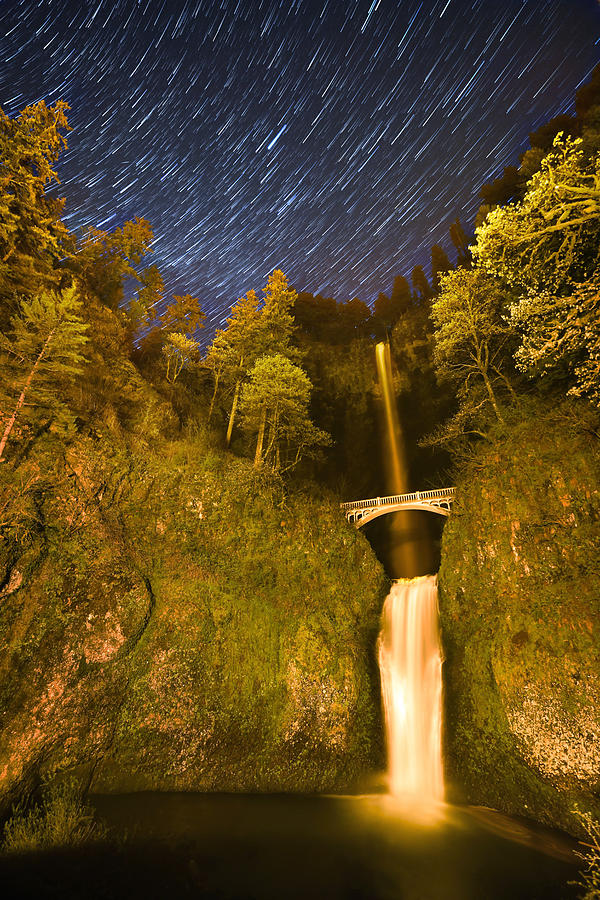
[411,265,432,301]
[0,288,89,460]
[431,245,453,293]
[0,100,74,308]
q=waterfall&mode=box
[378,574,444,803]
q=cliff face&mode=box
[0,434,387,808]
[439,402,600,833]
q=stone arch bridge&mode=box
[341,488,455,528]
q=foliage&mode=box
[75,217,161,325]
[474,135,600,295]
[162,332,199,384]
[239,353,330,471]
[573,807,600,900]
[470,135,600,407]
[2,778,104,853]
[0,287,89,460]
[160,292,205,335]
[204,271,301,446]
[430,268,515,427]
[510,281,600,405]
[0,100,73,307]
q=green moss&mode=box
[0,432,387,804]
[439,399,600,835]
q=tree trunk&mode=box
[225,379,241,447]
[481,369,504,424]
[0,329,55,461]
[207,371,221,423]
[476,342,504,424]
[254,406,266,468]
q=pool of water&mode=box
[0,792,582,899]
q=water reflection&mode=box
[0,792,578,900]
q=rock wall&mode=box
[0,438,387,810]
[439,402,600,834]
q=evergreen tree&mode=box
[0,288,88,460]
[411,265,432,301]
[389,275,412,317]
[0,100,73,308]
[449,219,471,268]
[431,245,453,293]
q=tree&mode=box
[205,289,262,442]
[260,268,298,352]
[75,217,162,325]
[204,270,299,444]
[0,100,74,307]
[389,275,412,317]
[449,219,472,268]
[411,265,432,302]
[510,280,600,406]
[430,268,515,426]
[339,296,371,338]
[474,135,600,294]
[160,293,205,335]
[473,136,600,406]
[239,353,330,471]
[0,288,88,460]
[431,245,453,293]
[162,332,199,384]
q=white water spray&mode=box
[378,575,444,802]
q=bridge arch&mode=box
[341,488,455,529]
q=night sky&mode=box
[1,0,599,333]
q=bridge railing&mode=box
[340,487,455,511]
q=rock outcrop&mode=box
[439,402,600,833]
[0,438,386,810]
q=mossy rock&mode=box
[439,400,600,835]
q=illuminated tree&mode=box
[511,280,600,406]
[239,353,330,471]
[204,270,299,443]
[162,332,199,384]
[474,135,600,294]
[75,217,162,325]
[161,293,205,335]
[0,100,74,307]
[431,268,514,424]
[474,135,600,405]
[0,287,88,460]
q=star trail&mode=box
[1,0,599,333]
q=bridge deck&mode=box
[341,487,455,511]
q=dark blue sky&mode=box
[1,0,599,332]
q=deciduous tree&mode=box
[239,353,330,471]
[431,268,515,425]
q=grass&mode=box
[2,778,105,854]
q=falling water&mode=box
[374,340,444,803]
[378,575,444,802]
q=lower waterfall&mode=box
[378,574,444,802]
